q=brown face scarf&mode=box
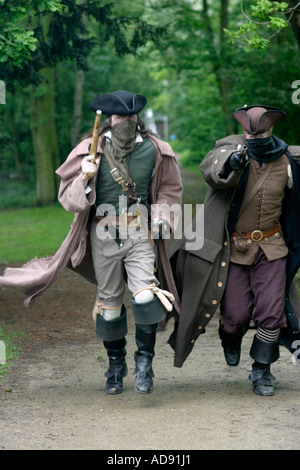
[110,119,137,160]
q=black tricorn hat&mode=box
[89,90,147,116]
[232,105,287,135]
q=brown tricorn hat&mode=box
[232,105,287,135]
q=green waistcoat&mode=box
[96,137,156,214]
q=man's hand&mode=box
[229,151,248,171]
[151,218,170,239]
[81,155,99,185]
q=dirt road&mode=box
[0,267,299,451]
[1,168,299,451]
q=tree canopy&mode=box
[1,0,300,207]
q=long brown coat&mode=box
[169,134,300,368]
[0,135,183,310]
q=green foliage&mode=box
[0,0,169,207]
[248,31,270,49]
[0,29,37,67]
[0,0,167,78]
[251,1,289,19]
[0,0,63,67]
[268,16,288,30]
[224,0,290,49]
[1,0,300,205]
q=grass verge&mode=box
[0,204,74,383]
[0,326,25,388]
[0,204,74,264]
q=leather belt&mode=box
[232,225,279,242]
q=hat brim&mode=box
[232,105,286,135]
[89,90,147,116]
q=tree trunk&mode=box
[30,65,58,206]
[71,0,87,147]
[219,0,234,135]
[7,89,22,173]
[202,0,234,134]
[70,68,85,147]
[30,14,59,206]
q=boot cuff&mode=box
[131,295,166,325]
[96,305,127,341]
[250,334,280,364]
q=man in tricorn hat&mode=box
[62,90,182,395]
[168,105,300,396]
[0,90,183,395]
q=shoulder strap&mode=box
[102,143,142,204]
[102,144,129,193]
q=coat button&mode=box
[211,300,217,305]
[218,282,223,287]
[205,313,211,318]
[198,325,203,330]
[221,261,227,267]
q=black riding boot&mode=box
[95,305,128,394]
[133,323,157,394]
[249,361,276,396]
[249,334,279,396]
[130,293,166,394]
[103,337,128,395]
[219,325,247,366]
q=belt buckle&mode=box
[110,167,125,183]
[123,211,141,229]
[251,230,263,242]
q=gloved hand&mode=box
[151,219,170,239]
[81,155,99,182]
[229,152,248,171]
